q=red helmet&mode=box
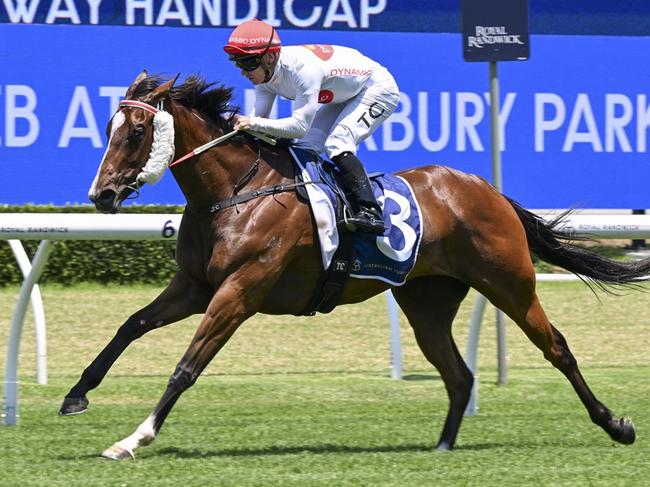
[223,19,281,56]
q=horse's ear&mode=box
[124,69,149,99]
[141,74,179,105]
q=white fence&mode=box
[1,214,181,425]
[2,212,649,425]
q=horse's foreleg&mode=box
[59,271,212,416]
[101,265,274,459]
[392,276,472,451]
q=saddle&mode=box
[293,150,383,230]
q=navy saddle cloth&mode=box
[289,146,423,286]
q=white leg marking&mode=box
[102,414,156,460]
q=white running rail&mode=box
[2,212,649,425]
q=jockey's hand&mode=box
[233,115,253,132]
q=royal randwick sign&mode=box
[461,0,529,62]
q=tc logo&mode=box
[357,102,385,128]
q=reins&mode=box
[169,130,239,168]
[165,119,318,215]
[169,129,276,168]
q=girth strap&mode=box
[302,230,355,315]
[205,181,315,213]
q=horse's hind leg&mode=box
[392,276,472,451]
[476,273,636,445]
[59,270,212,416]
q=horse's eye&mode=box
[127,125,146,146]
[131,124,145,139]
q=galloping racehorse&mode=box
[63,71,650,460]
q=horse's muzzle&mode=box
[90,188,120,214]
[90,181,139,213]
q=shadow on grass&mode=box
[151,441,504,459]
[54,441,516,461]
[402,374,440,381]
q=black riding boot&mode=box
[332,151,385,234]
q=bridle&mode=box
[119,99,161,115]
[117,99,175,198]
[116,100,163,198]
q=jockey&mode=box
[223,19,400,235]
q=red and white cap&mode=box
[223,19,281,56]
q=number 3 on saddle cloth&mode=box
[288,147,423,315]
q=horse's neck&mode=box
[169,107,292,209]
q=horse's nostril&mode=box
[94,189,117,211]
[98,189,116,204]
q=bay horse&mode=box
[64,71,650,460]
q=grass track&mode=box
[1,282,650,485]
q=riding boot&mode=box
[332,151,386,235]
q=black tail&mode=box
[507,197,650,292]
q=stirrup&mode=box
[344,209,386,235]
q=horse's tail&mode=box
[506,197,650,291]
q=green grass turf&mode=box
[1,282,649,485]
[2,369,649,486]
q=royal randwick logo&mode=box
[467,26,525,48]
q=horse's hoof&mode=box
[611,417,636,445]
[102,444,134,460]
[59,396,89,416]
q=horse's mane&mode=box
[131,73,294,148]
[131,74,239,132]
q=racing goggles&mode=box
[230,54,263,72]
[230,27,276,72]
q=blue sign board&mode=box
[2,1,650,35]
[1,9,649,209]
[462,0,529,62]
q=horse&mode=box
[63,70,650,460]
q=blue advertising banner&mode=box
[2,1,650,35]
[0,0,395,29]
[1,24,649,208]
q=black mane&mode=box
[131,74,239,132]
